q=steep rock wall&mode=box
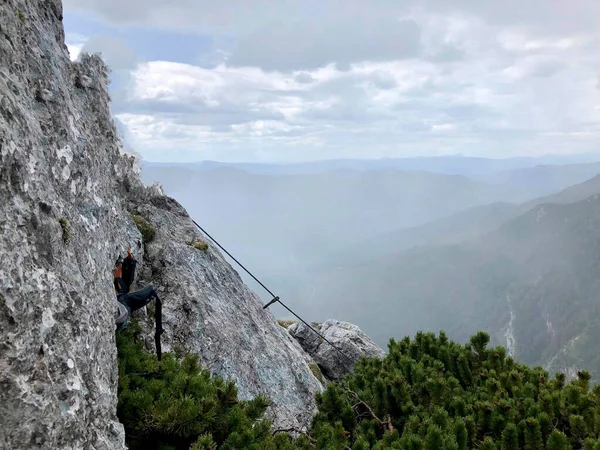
[1,1,324,448]
[128,189,324,429]
[0,1,134,448]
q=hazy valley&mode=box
[143,156,600,377]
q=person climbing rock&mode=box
[114,248,164,359]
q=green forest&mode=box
[117,322,600,449]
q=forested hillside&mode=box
[297,193,600,379]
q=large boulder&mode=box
[288,320,386,381]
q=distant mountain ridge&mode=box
[326,170,600,264]
[143,153,600,176]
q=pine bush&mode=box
[117,323,600,449]
[117,321,289,449]
[308,331,600,449]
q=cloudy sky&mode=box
[63,0,600,163]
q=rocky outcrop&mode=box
[128,189,324,429]
[0,1,134,448]
[0,1,324,447]
[288,320,386,381]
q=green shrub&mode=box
[117,322,600,449]
[309,364,324,383]
[309,330,600,449]
[117,321,309,450]
[190,241,209,252]
[17,9,25,23]
[132,213,155,244]
[58,218,70,243]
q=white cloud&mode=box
[432,124,457,133]
[66,44,83,61]
[64,0,600,162]
[116,39,600,161]
[65,33,87,61]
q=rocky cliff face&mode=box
[0,1,327,447]
[0,0,135,448]
[127,188,325,429]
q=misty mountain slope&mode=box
[319,202,520,265]
[142,162,600,275]
[322,170,600,267]
[525,173,600,207]
[141,163,600,338]
[476,162,600,199]
[141,166,520,274]
[296,193,600,377]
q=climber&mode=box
[114,248,164,360]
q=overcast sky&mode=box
[63,0,600,163]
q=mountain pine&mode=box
[117,324,600,449]
[309,330,600,449]
[116,321,307,450]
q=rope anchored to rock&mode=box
[190,219,355,365]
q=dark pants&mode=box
[118,285,158,313]
[118,285,163,360]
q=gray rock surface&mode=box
[0,1,134,448]
[288,320,386,381]
[1,1,324,446]
[128,188,324,429]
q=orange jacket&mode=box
[114,248,134,295]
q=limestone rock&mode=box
[128,190,324,429]
[0,1,133,448]
[288,320,386,381]
[1,0,327,446]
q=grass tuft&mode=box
[132,213,155,244]
[277,320,297,329]
[191,240,209,252]
[309,363,324,383]
[58,218,70,243]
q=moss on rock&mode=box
[190,240,209,251]
[131,213,155,244]
[309,363,324,383]
[58,217,70,243]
